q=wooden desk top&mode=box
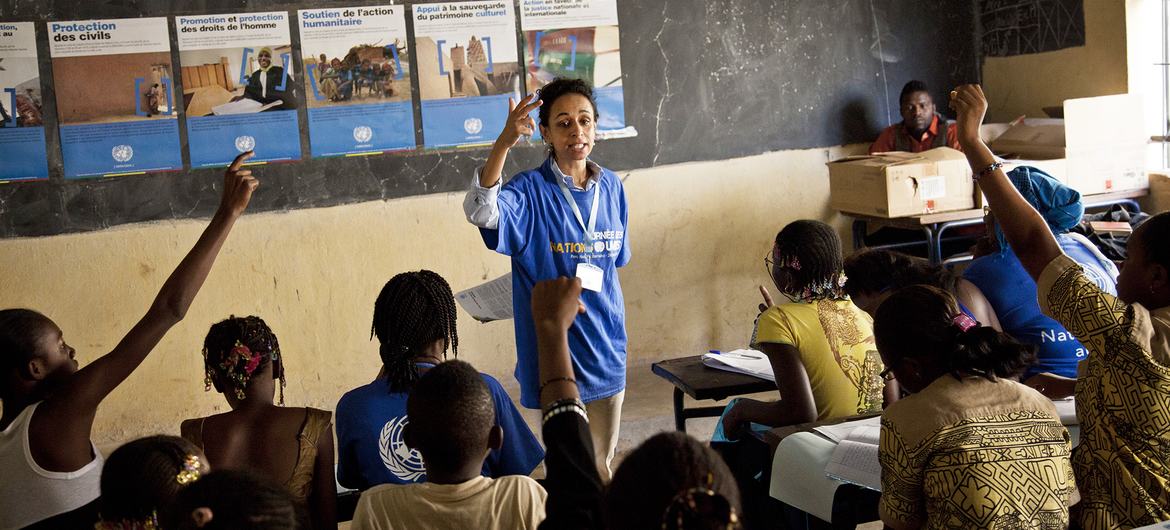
[845,188,1149,227]
[650,355,775,401]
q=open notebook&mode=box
[700,349,775,382]
[820,416,883,491]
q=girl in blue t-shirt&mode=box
[462,78,631,480]
[334,270,543,490]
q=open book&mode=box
[211,98,283,115]
[700,349,774,382]
[823,417,882,491]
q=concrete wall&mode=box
[982,1,1128,122]
[0,144,862,449]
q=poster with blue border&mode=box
[520,0,634,141]
[0,22,49,182]
[177,12,301,168]
[413,1,521,149]
[49,17,182,179]
[300,5,416,158]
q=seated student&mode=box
[350,360,547,530]
[163,469,308,530]
[180,316,335,530]
[335,270,542,490]
[0,152,256,529]
[874,285,1075,529]
[952,83,1170,529]
[532,277,742,530]
[963,166,1118,398]
[97,435,210,529]
[869,80,962,154]
[722,220,894,434]
[843,248,1001,330]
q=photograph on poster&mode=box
[524,26,622,128]
[0,57,44,128]
[180,45,297,117]
[417,34,519,101]
[53,52,176,125]
[304,40,410,108]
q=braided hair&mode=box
[371,270,459,393]
[874,285,1035,382]
[203,316,285,405]
[772,220,847,301]
[99,435,207,527]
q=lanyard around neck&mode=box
[556,171,600,239]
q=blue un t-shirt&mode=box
[964,233,1117,379]
[334,367,544,490]
[480,157,631,408]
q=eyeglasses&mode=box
[763,251,775,276]
[879,367,896,381]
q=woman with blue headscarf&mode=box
[963,166,1118,398]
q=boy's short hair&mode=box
[406,360,495,474]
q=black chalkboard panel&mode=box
[981,0,1085,57]
[0,0,977,238]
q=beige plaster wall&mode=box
[0,144,861,449]
[982,0,1128,122]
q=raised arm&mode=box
[480,93,542,188]
[36,152,258,465]
[951,85,1061,280]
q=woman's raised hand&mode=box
[495,92,542,149]
[219,151,258,219]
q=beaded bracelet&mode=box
[974,161,1004,181]
[542,398,588,424]
[539,376,577,396]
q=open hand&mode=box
[948,84,988,147]
[496,93,542,149]
[531,277,586,332]
[220,151,258,218]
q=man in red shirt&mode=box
[869,80,962,154]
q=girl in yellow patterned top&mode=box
[952,83,1170,529]
[875,285,1075,530]
[722,220,896,435]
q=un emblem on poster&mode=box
[111,145,134,163]
[463,117,483,135]
[353,125,373,144]
[234,135,256,153]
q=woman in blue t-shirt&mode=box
[334,270,543,490]
[463,78,631,480]
[963,165,1118,398]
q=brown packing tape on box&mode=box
[828,147,975,218]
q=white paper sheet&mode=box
[824,425,882,491]
[811,415,881,443]
[454,273,513,323]
[700,349,775,382]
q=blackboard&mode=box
[0,0,978,238]
[981,0,1085,57]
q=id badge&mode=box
[576,263,603,292]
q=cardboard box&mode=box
[989,94,1148,195]
[1149,172,1170,215]
[828,147,975,218]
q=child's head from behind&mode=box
[842,249,952,316]
[163,469,306,530]
[203,315,285,405]
[1118,211,1170,307]
[606,432,741,530]
[874,285,1035,393]
[371,270,459,393]
[770,220,846,302]
[0,309,76,400]
[404,360,499,478]
[99,435,209,528]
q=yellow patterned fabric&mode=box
[1038,255,1170,529]
[754,299,883,420]
[879,376,1075,530]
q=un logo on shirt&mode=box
[379,416,426,482]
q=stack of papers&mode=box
[700,349,774,382]
[823,418,883,491]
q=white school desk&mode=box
[768,399,1079,525]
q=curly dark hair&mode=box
[163,470,306,530]
[203,315,285,405]
[371,270,459,393]
[100,435,206,526]
[0,308,53,381]
[842,248,961,299]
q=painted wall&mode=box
[0,144,861,449]
[982,1,1128,122]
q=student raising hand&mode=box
[532,277,586,407]
[0,150,258,529]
